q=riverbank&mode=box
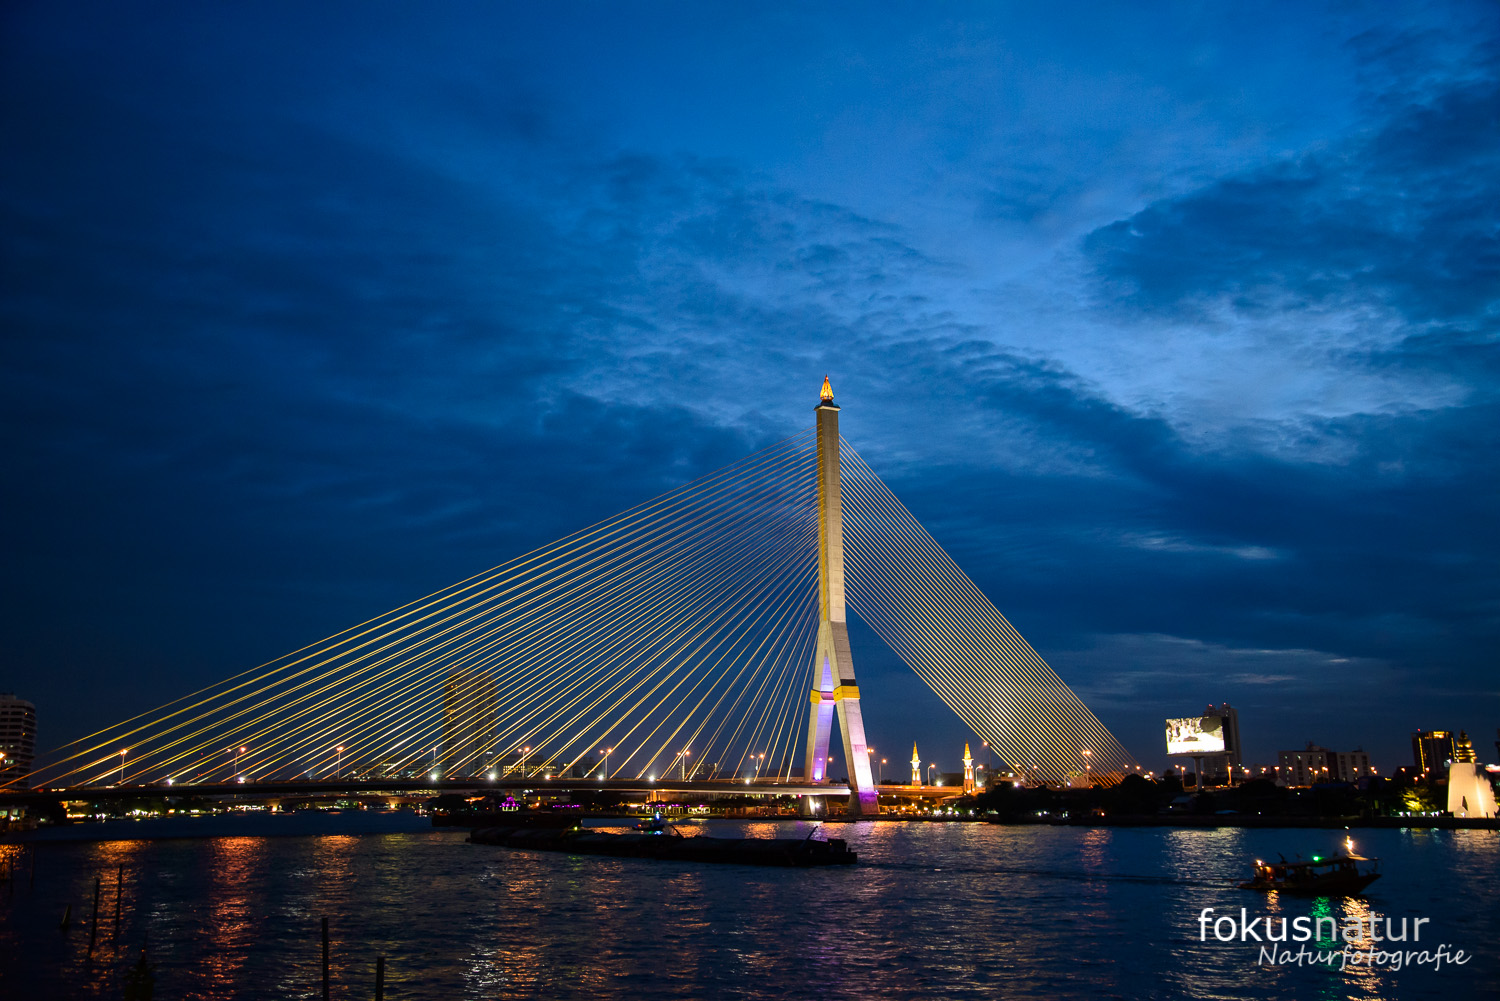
[1042,813,1500,830]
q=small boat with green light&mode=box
[1238,851,1381,895]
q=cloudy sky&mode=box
[4,2,1497,772]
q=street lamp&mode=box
[927,763,936,787]
[336,745,344,780]
[602,747,614,779]
[680,748,691,781]
[879,757,887,785]
[119,748,128,785]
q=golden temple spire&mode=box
[820,375,834,403]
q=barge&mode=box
[468,823,857,867]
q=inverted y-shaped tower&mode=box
[804,377,879,815]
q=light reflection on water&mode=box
[0,819,1493,999]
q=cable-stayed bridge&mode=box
[9,381,1135,812]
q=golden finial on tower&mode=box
[820,375,834,403]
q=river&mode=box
[1,814,1494,999]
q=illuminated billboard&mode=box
[1165,716,1227,756]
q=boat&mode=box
[633,811,669,833]
[1238,850,1381,895]
[469,822,857,867]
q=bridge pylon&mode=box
[803,378,879,816]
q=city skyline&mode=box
[3,3,1498,771]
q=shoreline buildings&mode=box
[1275,742,1373,786]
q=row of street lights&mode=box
[106,737,1113,789]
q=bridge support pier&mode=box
[803,379,878,817]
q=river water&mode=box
[0,815,1494,999]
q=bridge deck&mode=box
[3,778,875,805]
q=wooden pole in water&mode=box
[321,916,330,1001]
[59,903,71,932]
[375,955,385,1000]
[87,877,101,954]
[113,864,123,943]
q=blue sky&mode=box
[3,2,1497,773]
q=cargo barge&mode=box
[467,824,857,867]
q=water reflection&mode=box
[188,836,268,993]
[1,822,1493,999]
[91,839,147,959]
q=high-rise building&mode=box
[1202,702,1242,782]
[0,694,37,789]
[1411,729,1456,774]
[442,669,497,777]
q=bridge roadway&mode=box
[2,777,873,806]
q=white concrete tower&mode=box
[803,378,879,815]
[911,743,922,786]
[963,742,976,794]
